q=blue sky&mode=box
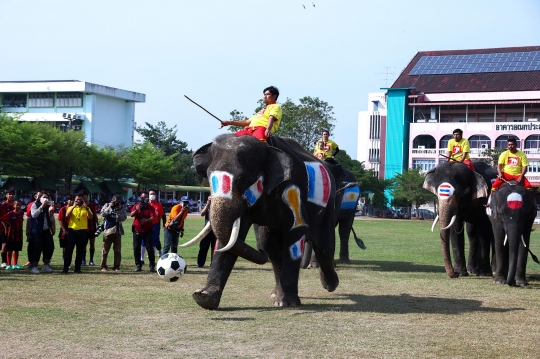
[1,0,539,158]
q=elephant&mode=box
[423,161,497,278]
[300,167,365,268]
[181,134,339,309]
[489,182,536,286]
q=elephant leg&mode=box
[259,227,285,299]
[310,221,339,292]
[466,220,493,277]
[465,223,478,275]
[276,247,302,307]
[450,223,468,277]
[515,234,530,287]
[337,212,355,264]
[492,225,507,284]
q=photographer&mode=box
[29,192,56,274]
[163,197,189,255]
[131,192,156,272]
[63,194,93,274]
[99,195,127,272]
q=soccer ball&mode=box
[157,253,186,282]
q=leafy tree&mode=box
[136,121,190,157]
[77,145,129,181]
[391,168,437,211]
[371,190,388,209]
[477,147,505,167]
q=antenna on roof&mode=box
[376,67,396,87]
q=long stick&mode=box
[184,95,224,125]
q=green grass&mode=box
[1,216,540,358]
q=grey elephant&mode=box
[181,134,339,309]
[423,161,497,278]
[489,182,536,286]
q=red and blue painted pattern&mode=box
[304,161,331,207]
[507,192,523,210]
[289,235,305,260]
[244,176,263,207]
[210,171,233,199]
[437,182,454,199]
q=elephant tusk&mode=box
[431,215,439,232]
[440,215,456,230]
[179,221,212,248]
[504,234,507,246]
[522,235,527,248]
[215,217,241,252]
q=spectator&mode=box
[80,190,98,266]
[163,197,189,255]
[0,200,24,269]
[148,189,166,257]
[0,190,15,268]
[131,192,156,272]
[24,191,40,268]
[57,195,73,263]
[100,195,127,272]
[197,196,217,268]
[29,192,56,274]
[63,194,93,274]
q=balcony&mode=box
[411,148,437,155]
[524,148,540,155]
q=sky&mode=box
[1,0,540,159]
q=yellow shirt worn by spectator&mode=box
[447,138,471,162]
[322,139,339,159]
[498,150,529,176]
[68,206,91,230]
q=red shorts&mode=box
[492,172,532,190]
[451,159,475,172]
[234,126,267,141]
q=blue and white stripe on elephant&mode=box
[289,236,306,260]
[304,161,331,207]
[244,176,263,207]
[210,171,234,199]
[341,184,360,210]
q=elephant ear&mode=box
[264,147,293,194]
[192,142,213,179]
[472,172,488,199]
[422,168,438,195]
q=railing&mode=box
[523,148,540,155]
[411,149,437,155]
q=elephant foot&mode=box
[337,257,351,265]
[273,293,301,307]
[493,276,507,285]
[193,288,221,310]
[270,286,283,299]
[308,262,319,269]
[475,269,493,277]
[515,278,528,287]
[467,266,476,275]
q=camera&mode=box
[95,223,105,237]
[140,198,149,206]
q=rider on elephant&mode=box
[220,86,282,143]
[314,130,344,182]
[447,128,475,171]
[491,137,532,191]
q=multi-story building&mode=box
[357,92,386,178]
[0,80,145,147]
[359,45,540,188]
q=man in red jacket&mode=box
[130,192,156,272]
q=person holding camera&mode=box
[163,197,189,255]
[29,191,56,274]
[99,195,127,272]
[196,196,217,268]
[131,192,156,272]
[62,194,93,274]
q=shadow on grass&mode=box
[340,260,445,274]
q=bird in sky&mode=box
[312,2,315,7]
[303,4,306,9]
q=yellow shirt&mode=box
[321,139,338,158]
[67,206,91,230]
[248,104,282,133]
[447,138,470,161]
[313,149,326,160]
[498,150,529,176]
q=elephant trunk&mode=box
[506,228,523,286]
[439,200,459,278]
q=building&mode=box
[0,80,145,147]
[358,45,540,187]
[357,92,386,178]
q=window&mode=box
[57,92,83,107]
[3,94,26,108]
[29,93,54,107]
[439,135,452,150]
[468,135,491,149]
[495,135,520,149]
[525,135,540,150]
[412,159,435,172]
[528,161,540,173]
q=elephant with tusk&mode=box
[183,134,339,309]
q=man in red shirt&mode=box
[0,190,15,268]
[130,192,156,272]
[57,195,74,262]
[148,189,166,257]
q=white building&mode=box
[357,92,386,178]
[0,80,145,147]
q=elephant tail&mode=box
[529,248,540,265]
[351,227,366,250]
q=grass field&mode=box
[1,216,540,358]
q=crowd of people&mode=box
[0,189,216,274]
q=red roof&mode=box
[391,46,540,93]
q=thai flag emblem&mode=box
[304,161,331,207]
[341,184,360,210]
[289,235,306,261]
[210,171,233,199]
[507,192,523,210]
[244,176,263,207]
[438,182,454,199]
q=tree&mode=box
[391,168,437,211]
[371,190,388,209]
[136,121,190,157]
[478,147,505,167]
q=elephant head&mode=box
[490,183,536,286]
[423,161,489,277]
[183,134,293,264]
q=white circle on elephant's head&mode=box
[437,182,454,199]
[506,192,523,210]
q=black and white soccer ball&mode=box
[157,253,187,282]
